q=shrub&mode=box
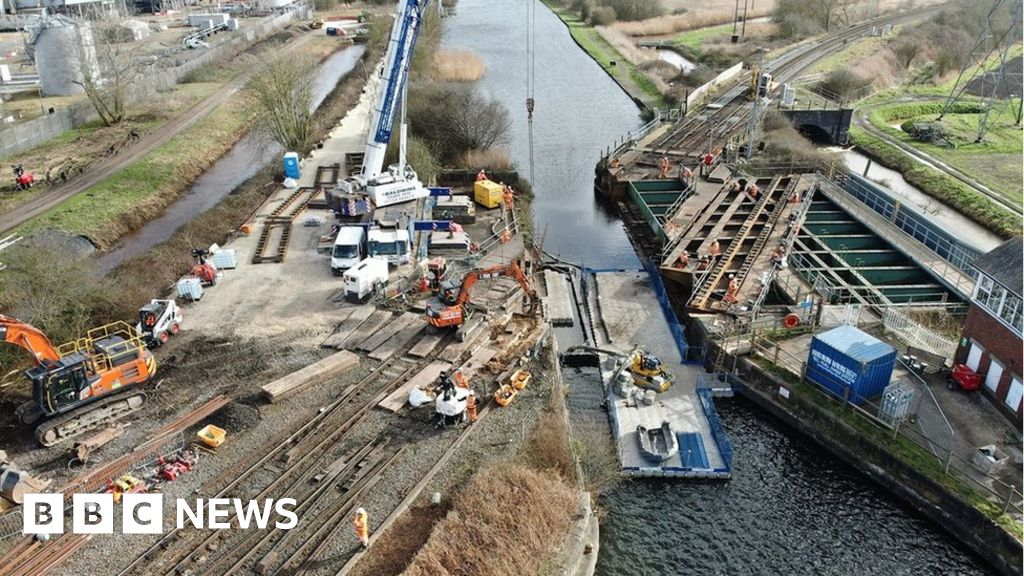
[590,5,617,25]
[407,84,511,164]
[603,0,662,22]
[432,50,486,82]
[458,148,513,170]
[402,464,577,576]
[817,67,871,101]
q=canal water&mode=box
[837,148,1003,253]
[441,0,642,268]
[93,45,367,275]
[444,1,994,574]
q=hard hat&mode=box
[356,507,366,516]
[729,274,735,279]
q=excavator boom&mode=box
[0,315,61,363]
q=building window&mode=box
[1000,295,1023,333]
[975,275,1006,316]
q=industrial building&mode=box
[956,238,1024,424]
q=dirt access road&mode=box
[0,32,314,237]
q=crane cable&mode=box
[526,0,536,187]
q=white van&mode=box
[367,227,411,266]
[331,226,365,275]
[343,257,389,302]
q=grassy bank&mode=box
[862,100,1023,209]
[11,37,341,249]
[849,126,1020,238]
[541,1,665,109]
[104,49,371,307]
[0,83,220,215]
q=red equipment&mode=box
[190,248,217,286]
[424,261,536,332]
[946,364,981,392]
[158,451,197,481]
[12,164,33,190]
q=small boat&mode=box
[636,421,679,462]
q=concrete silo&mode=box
[34,18,101,96]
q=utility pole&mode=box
[731,0,741,43]
[741,0,749,39]
[746,48,767,160]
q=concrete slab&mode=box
[378,360,451,412]
[543,270,574,327]
[407,332,444,358]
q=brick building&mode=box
[956,238,1023,425]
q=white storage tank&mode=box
[35,20,100,97]
[879,379,915,428]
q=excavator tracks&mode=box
[35,392,146,447]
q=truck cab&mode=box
[331,226,366,275]
[367,226,410,266]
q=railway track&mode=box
[116,335,453,576]
[643,4,953,162]
[252,187,315,264]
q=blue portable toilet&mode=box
[283,152,301,180]
[806,325,896,404]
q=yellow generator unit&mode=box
[629,351,673,393]
[474,179,504,209]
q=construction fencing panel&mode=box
[882,307,958,363]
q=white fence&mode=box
[686,61,744,110]
[882,307,958,362]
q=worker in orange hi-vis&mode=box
[504,185,514,211]
[747,183,759,199]
[353,508,369,548]
[466,390,478,423]
[724,274,739,305]
[674,251,689,270]
[659,156,670,178]
[709,239,721,258]
[476,169,487,181]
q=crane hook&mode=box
[526,97,535,119]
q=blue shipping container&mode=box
[806,325,896,404]
[283,152,301,180]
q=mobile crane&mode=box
[2,315,155,446]
[337,0,431,208]
[425,261,537,337]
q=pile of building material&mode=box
[262,350,360,403]
[542,270,574,326]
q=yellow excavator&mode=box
[629,350,673,393]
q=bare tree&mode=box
[408,84,511,164]
[69,20,144,126]
[249,53,318,152]
[893,39,922,68]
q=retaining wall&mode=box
[733,352,1022,576]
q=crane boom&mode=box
[361,0,429,180]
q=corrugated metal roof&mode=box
[814,325,894,363]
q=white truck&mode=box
[343,257,389,302]
[331,226,366,275]
[367,226,411,266]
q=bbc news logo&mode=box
[23,494,298,535]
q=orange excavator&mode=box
[2,315,155,446]
[425,261,536,338]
